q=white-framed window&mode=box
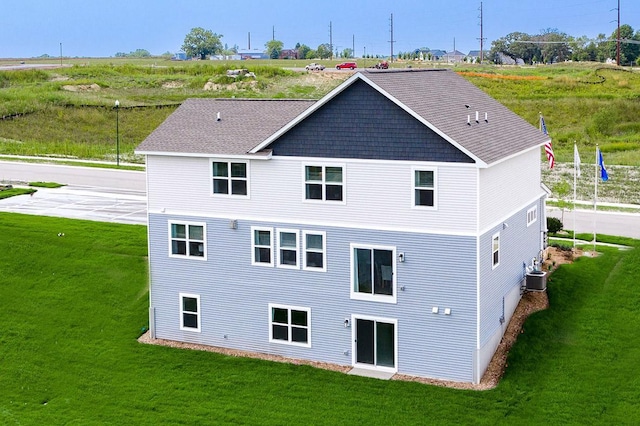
[269,304,311,347]
[251,226,273,266]
[352,314,397,373]
[179,293,201,332]
[169,221,206,260]
[302,231,326,272]
[527,206,538,227]
[492,232,500,269]
[304,164,345,203]
[212,161,249,197]
[350,243,397,303]
[276,229,299,269]
[412,168,437,208]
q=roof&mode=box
[357,69,549,165]
[136,98,315,156]
[138,69,549,166]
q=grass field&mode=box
[0,212,638,424]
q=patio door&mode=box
[353,316,397,372]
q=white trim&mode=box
[135,150,272,160]
[491,232,500,269]
[276,228,300,269]
[151,209,480,238]
[272,154,479,169]
[301,163,346,205]
[483,143,548,168]
[302,230,327,272]
[351,314,398,373]
[411,166,438,210]
[478,192,548,236]
[350,243,397,304]
[168,220,207,260]
[268,303,311,348]
[179,293,201,332]
[210,160,251,199]
[251,226,274,267]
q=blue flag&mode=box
[598,148,608,181]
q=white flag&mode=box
[574,143,581,178]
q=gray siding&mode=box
[478,197,545,348]
[268,79,475,163]
[149,213,478,382]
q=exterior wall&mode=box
[148,213,478,382]
[478,148,543,232]
[476,195,545,377]
[146,155,479,235]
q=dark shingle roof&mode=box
[360,69,549,165]
[136,98,315,156]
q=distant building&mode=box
[467,50,490,63]
[279,49,299,60]
[172,52,187,61]
[237,49,269,60]
[443,50,466,63]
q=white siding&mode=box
[478,149,542,231]
[146,155,478,235]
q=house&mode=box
[279,49,299,59]
[135,69,551,384]
[443,50,466,63]
[236,49,269,60]
[467,50,490,63]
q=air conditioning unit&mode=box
[526,271,547,291]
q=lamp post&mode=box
[114,100,120,166]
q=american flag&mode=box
[540,115,555,169]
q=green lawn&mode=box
[0,212,639,424]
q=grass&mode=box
[0,212,639,424]
[28,181,65,188]
[0,187,36,199]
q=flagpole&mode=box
[573,143,577,249]
[593,145,598,253]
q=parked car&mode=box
[305,63,325,71]
[336,62,357,70]
[374,61,389,69]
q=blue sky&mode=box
[1,0,637,58]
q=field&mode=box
[0,212,638,424]
[1,58,640,203]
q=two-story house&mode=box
[135,69,550,384]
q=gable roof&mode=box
[137,69,549,166]
[136,98,315,156]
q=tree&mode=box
[537,29,570,63]
[297,44,311,60]
[182,27,223,60]
[265,39,284,59]
[341,48,353,59]
[607,24,639,64]
[316,43,332,59]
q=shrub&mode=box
[547,217,563,233]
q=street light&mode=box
[114,100,120,166]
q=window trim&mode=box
[302,163,346,204]
[492,232,500,269]
[268,303,311,348]
[251,226,274,267]
[276,228,300,269]
[411,167,437,210]
[302,230,327,272]
[179,293,201,332]
[351,314,398,373]
[527,206,538,227]
[350,243,397,304]
[211,160,250,198]
[168,221,207,261]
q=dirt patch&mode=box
[162,81,185,89]
[61,83,100,92]
[139,247,574,390]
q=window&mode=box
[527,206,538,226]
[303,231,326,272]
[277,229,299,269]
[413,168,436,208]
[252,227,273,266]
[212,161,248,196]
[351,244,396,303]
[304,165,344,202]
[169,222,206,259]
[269,304,311,347]
[180,293,200,332]
[492,232,500,268]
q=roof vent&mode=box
[216,112,221,121]
[467,115,471,126]
[484,112,488,123]
[475,111,479,123]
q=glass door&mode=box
[354,317,396,371]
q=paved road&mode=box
[0,161,145,191]
[547,207,640,240]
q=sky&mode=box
[1,0,638,59]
